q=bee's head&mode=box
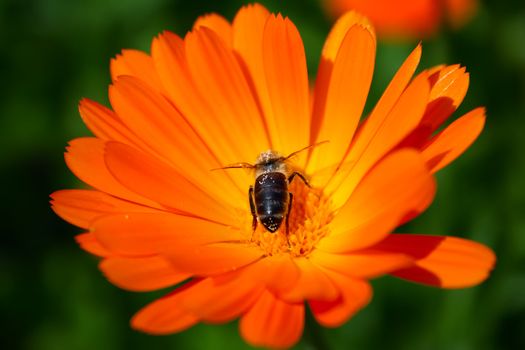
[255,150,287,175]
[255,150,283,166]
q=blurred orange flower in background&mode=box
[51,3,494,348]
[323,0,478,39]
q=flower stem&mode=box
[305,309,330,350]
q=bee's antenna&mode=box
[211,162,255,171]
[283,140,329,160]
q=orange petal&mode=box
[421,64,470,131]
[150,31,211,143]
[99,256,189,292]
[108,75,196,164]
[108,75,194,166]
[422,107,485,173]
[151,31,261,180]
[193,13,233,47]
[320,11,375,64]
[242,254,300,295]
[317,150,436,253]
[110,49,162,89]
[79,99,146,149]
[75,233,111,257]
[50,189,159,229]
[91,212,239,256]
[232,4,274,147]
[184,27,270,162]
[308,23,376,174]
[108,76,245,206]
[240,289,304,349]
[310,249,413,279]
[373,234,496,288]
[309,269,371,327]
[131,281,200,334]
[64,137,159,208]
[357,44,422,139]
[311,12,374,154]
[279,257,340,302]
[395,64,469,150]
[178,276,263,323]
[165,242,264,276]
[104,141,236,223]
[327,50,429,207]
[262,14,310,156]
[133,276,262,334]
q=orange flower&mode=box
[323,0,478,39]
[51,4,494,349]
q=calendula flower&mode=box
[51,4,495,349]
[323,0,478,39]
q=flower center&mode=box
[245,180,334,257]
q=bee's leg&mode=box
[285,192,293,248]
[249,186,257,240]
[288,172,310,187]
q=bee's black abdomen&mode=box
[254,172,288,233]
[259,214,284,233]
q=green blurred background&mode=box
[1,0,524,349]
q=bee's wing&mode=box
[283,140,329,161]
[211,162,254,195]
[210,162,255,171]
[308,159,358,189]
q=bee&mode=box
[215,142,327,235]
